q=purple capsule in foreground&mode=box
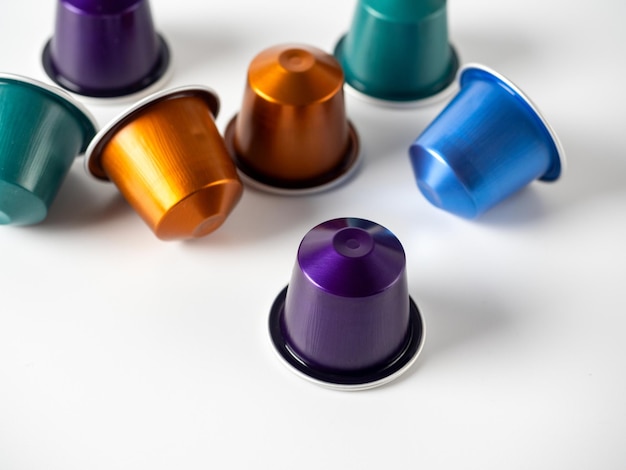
[269,218,424,390]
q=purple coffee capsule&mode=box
[269,218,425,390]
[42,0,170,99]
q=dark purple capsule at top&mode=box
[269,218,424,390]
[42,0,170,98]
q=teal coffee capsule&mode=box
[334,0,459,106]
[0,74,97,225]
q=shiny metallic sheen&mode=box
[269,218,425,390]
[408,64,565,219]
[334,0,458,104]
[42,0,170,98]
[86,86,242,240]
[225,44,360,194]
[0,73,97,225]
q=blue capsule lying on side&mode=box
[408,63,565,218]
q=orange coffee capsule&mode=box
[86,86,243,240]
[225,44,360,194]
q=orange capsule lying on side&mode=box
[86,86,243,240]
[225,43,361,195]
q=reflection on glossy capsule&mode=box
[269,217,425,391]
[409,64,565,219]
[225,43,361,195]
[86,86,243,240]
[42,0,171,99]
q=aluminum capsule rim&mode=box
[268,285,425,391]
[459,63,566,181]
[334,34,460,107]
[42,34,172,103]
[85,85,220,181]
[0,72,98,154]
[342,76,459,110]
[224,115,362,196]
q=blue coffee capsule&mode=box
[269,218,425,390]
[408,64,565,218]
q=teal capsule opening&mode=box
[0,74,97,225]
[334,0,458,103]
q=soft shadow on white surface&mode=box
[346,97,445,162]
[163,25,250,78]
[476,187,549,226]
[451,28,536,69]
[546,128,626,209]
[181,189,323,246]
[410,291,509,361]
[29,167,130,231]
[375,286,511,392]
[465,125,626,228]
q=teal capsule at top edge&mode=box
[334,0,459,103]
[0,74,97,225]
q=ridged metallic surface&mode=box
[409,64,565,219]
[225,44,360,193]
[334,0,458,102]
[269,218,424,390]
[42,0,170,97]
[86,87,243,240]
[0,74,97,225]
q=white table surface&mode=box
[1,0,625,469]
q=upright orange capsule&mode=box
[225,44,361,194]
[86,86,243,240]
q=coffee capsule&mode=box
[269,217,425,390]
[0,73,97,225]
[42,0,171,99]
[409,64,565,218]
[225,44,360,195]
[334,0,459,106]
[85,86,243,240]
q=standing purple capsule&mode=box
[269,218,425,390]
[42,0,171,99]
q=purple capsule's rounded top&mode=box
[61,0,141,14]
[42,0,170,98]
[297,218,406,297]
[269,218,424,390]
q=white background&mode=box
[1,0,625,468]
